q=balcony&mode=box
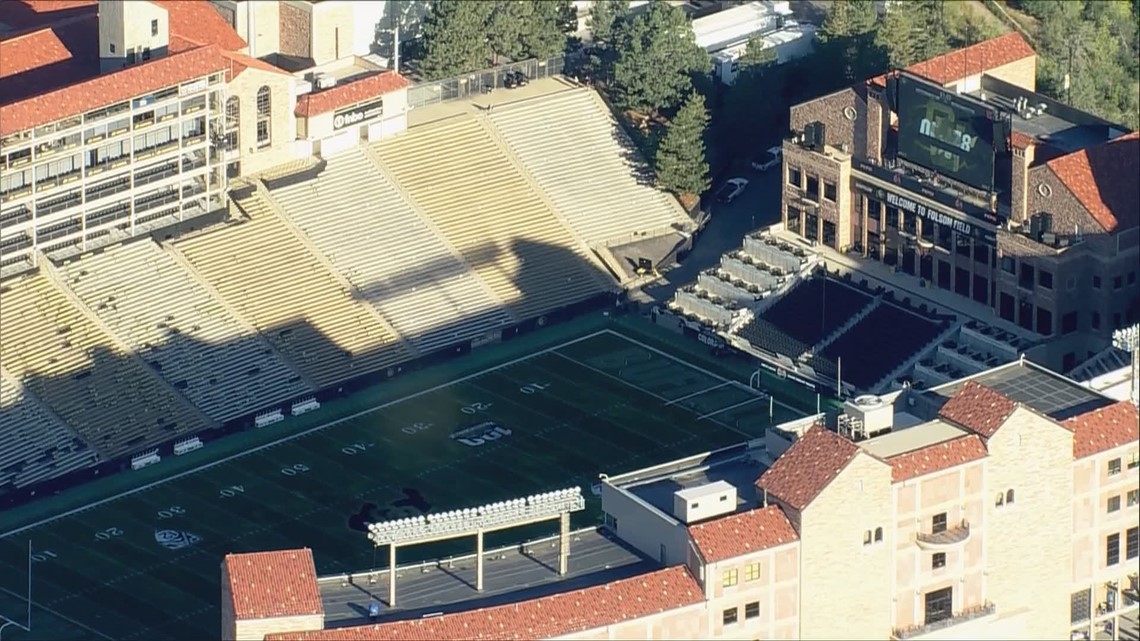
[892,602,996,640]
[915,519,971,550]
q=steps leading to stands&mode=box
[811,294,882,355]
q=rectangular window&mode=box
[142,47,151,61]
[1127,527,1138,560]
[745,562,761,582]
[924,587,953,625]
[824,181,837,201]
[932,552,946,569]
[806,175,820,202]
[1108,496,1121,513]
[1061,311,1078,334]
[109,42,116,54]
[1019,263,1035,289]
[723,607,738,625]
[1109,458,1122,475]
[1093,275,1102,289]
[1036,307,1053,335]
[1001,256,1015,274]
[1039,269,1053,289]
[788,167,802,188]
[1128,489,1139,507]
[1128,451,1139,469]
[932,513,947,534]
[722,568,738,587]
[1113,276,1123,289]
[745,601,760,620]
[1107,533,1120,566]
[151,19,158,36]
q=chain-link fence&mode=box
[407,55,570,109]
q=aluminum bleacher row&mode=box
[0,368,99,491]
[266,147,514,355]
[486,88,690,246]
[818,302,947,389]
[742,278,872,351]
[373,114,611,320]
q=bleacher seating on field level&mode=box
[487,89,689,245]
[59,239,310,423]
[171,191,409,389]
[0,368,99,491]
[821,302,944,389]
[374,114,609,320]
[760,278,872,347]
[0,271,212,459]
[267,147,513,355]
[736,316,810,359]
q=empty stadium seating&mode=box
[822,303,943,389]
[59,240,311,422]
[266,147,513,354]
[0,270,212,459]
[760,278,872,347]
[171,190,409,389]
[736,316,811,359]
[487,89,689,245]
[374,114,610,320]
[0,368,99,491]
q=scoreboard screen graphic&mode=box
[896,74,997,192]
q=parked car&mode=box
[751,146,783,172]
[715,177,749,204]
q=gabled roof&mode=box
[1064,400,1140,460]
[937,380,1018,438]
[264,565,703,641]
[161,0,246,52]
[224,548,323,621]
[294,71,410,118]
[886,434,988,482]
[0,14,100,105]
[1046,132,1140,233]
[871,33,1036,89]
[757,425,861,511]
[221,49,292,78]
[689,505,798,563]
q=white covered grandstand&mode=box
[265,147,514,354]
[0,368,99,491]
[373,113,613,319]
[487,88,691,250]
[57,239,310,423]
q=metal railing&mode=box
[407,54,570,109]
[892,601,996,640]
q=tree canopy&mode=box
[611,2,711,115]
[655,91,711,196]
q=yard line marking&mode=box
[600,329,801,415]
[0,586,115,640]
[697,397,765,420]
[664,381,732,405]
[1,330,612,539]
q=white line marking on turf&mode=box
[697,397,765,420]
[664,381,731,405]
[0,587,115,640]
[0,330,612,539]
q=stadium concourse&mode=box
[0,0,694,500]
[221,359,1140,641]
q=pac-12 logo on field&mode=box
[154,529,201,551]
[450,422,513,448]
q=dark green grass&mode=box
[0,329,801,641]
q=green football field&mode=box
[0,326,806,641]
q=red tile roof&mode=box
[221,49,292,78]
[887,434,989,482]
[265,565,703,641]
[1064,401,1140,460]
[757,425,861,511]
[0,0,97,31]
[871,33,1036,88]
[1046,132,1140,233]
[295,71,411,118]
[1010,131,1035,150]
[160,0,246,52]
[225,548,323,621]
[0,14,100,105]
[937,380,1018,438]
[689,505,799,563]
[0,44,228,136]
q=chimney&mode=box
[1010,139,1036,224]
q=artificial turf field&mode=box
[0,326,805,641]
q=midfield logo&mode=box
[450,422,513,448]
[154,529,201,551]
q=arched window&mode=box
[1006,489,1015,504]
[863,530,872,546]
[874,527,883,543]
[224,96,239,151]
[995,492,1005,507]
[255,86,271,147]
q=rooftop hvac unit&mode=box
[315,73,337,90]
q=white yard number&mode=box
[94,527,124,542]
[342,442,374,455]
[157,506,186,519]
[218,485,245,499]
[519,382,551,395]
[461,402,493,415]
[280,463,311,476]
[31,550,58,563]
[401,421,432,435]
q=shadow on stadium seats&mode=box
[609,118,658,189]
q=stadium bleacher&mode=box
[0,270,213,459]
[736,316,811,359]
[266,147,514,354]
[171,189,409,389]
[59,240,311,423]
[0,368,99,491]
[374,114,611,320]
[759,278,872,347]
[487,88,689,246]
[821,302,944,389]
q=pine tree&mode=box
[818,0,879,83]
[873,1,921,69]
[524,0,573,60]
[611,2,711,114]
[486,1,532,63]
[655,91,711,197]
[588,0,628,47]
[419,0,493,80]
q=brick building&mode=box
[220,360,1139,641]
[779,33,1139,371]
